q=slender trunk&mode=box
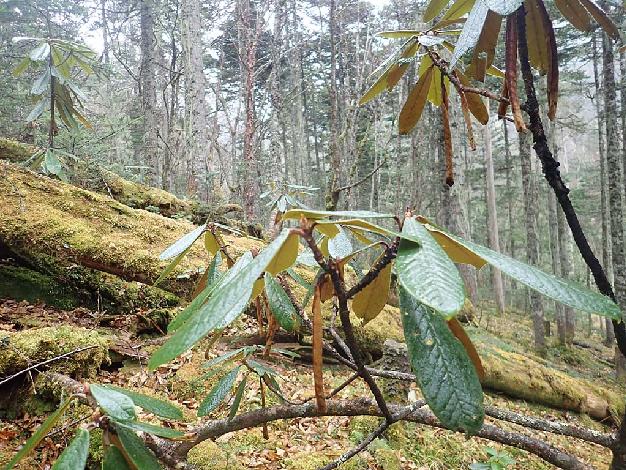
[325,0,341,210]
[520,130,545,350]
[483,113,506,314]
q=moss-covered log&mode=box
[0,160,263,304]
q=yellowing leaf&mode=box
[204,231,220,255]
[352,257,392,323]
[554,0,591,31]
[316,223,340,238]
[441,0,476,20]
[387,41,420,90]
[266,232,299,275]
[251,278,265,300]
[525,0,549,73]
[399,65,434,135]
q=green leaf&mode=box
[154,247,191,286]
[167,252,249,333]
[102,446,131,470]
[397,218,465,318]
[246,359,280,378]
[229,375,248,420]
[424,0,452,22]
[115,426,161,470]
[150,231,292,369]
[99,385,183,420]
[26,97,48,122]
[264,273,301,332]
[12,57,31,76]
[159,224,206,260]
[90,384,137,421]
[450,0,489,68]
[439,230,622,319]
[399,286,484,434]
[202,348,246,369]
[44,149,65,180]
[441,0,476,21]
[116,421,184,439]
[51,428,89,470]
[31,69,50,95]
[281,209,394,221]
[376,30,423,38]
[29,42,50,61]
[198,366,240,416]
[4,398,74,469]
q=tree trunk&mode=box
[602,31,626,396]
[483,114,506,314]
[520,130,545,350]
[325,0,341,211]
[181,0,213,200]
[139,0,159,186]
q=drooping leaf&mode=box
[31,69,50,95]
[154,247,191,286]
[399,65,434,134]
[524,0,549,73]
[504,15,527,132]
[554,0,591,31]
[99,385,183,420]
[457,85,477,150]
[281,209,394,220]
[247,358,281,377]
[439,229,622,319]
[25,97,48,122]
[4,398,74,469]
[90,385,137,422]
[396,217,465,318]
[455,70,489,125]
[352,254,392,323]
[51,428,89,470]
[312,284,326,412]
[198,366,240,416]
[450,0,489,68]
[264,273,301,332]
[12,57,31,76]
[102,445,131,470]
[447,318,485,380]
[441,0,476,21]
[266,232,299,275]
[29,42,50,61]
[424,0,452,22]
[229,375,248,420]
[115,426,161,470]
[150,232,291,369]
[539,0,559,121]
[578,0,620,40]
[399,287,484,434]
[466,10,502,81]
[441,78,454,186]
[44,149,65,180]
[159,224,206,261]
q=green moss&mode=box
[87,428,104,467]
[187,440,244,470]
[284,453,330,470]
[0,325,109,380]
[373,448,401,470]
[0,139,36,163]
[0,265,79,310]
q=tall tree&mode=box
[520,130,545,349]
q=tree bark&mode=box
[520,130,545,350]
[483,114,506,314]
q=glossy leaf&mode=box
[150,232,292,369]
[99,385,183,420]
[555,0,591,31]
[116,426,161,470]
[90,385,137,421]
[51,428,89,470]
[159,224,206,261]
[198,366,240,416]
[399,65,434,134]
[352,254,392,323]
[397,218,465,318]
[4,398,74,469]
[264,273,301,332]
[447,318,485,380]
[440,229,622,319]
[399,287,484,434]
[102,445,131,470]
[229,375,248,420]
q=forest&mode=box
[0,0,625,468]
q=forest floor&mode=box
[0,297,622,470]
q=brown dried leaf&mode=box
[447,318,485,380]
